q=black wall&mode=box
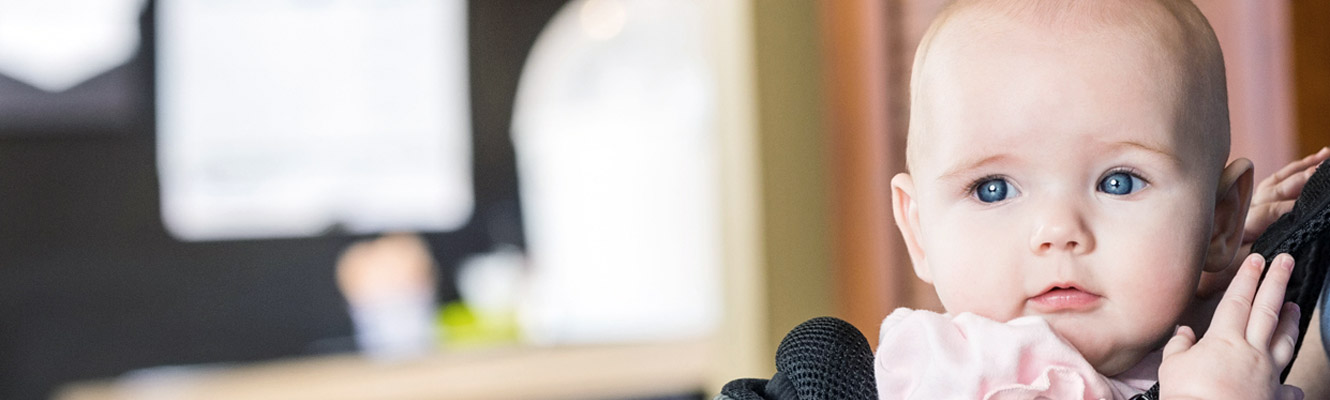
[0,1,567,399]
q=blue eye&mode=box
[974,178,1017,203]
[1098,171,1147,195]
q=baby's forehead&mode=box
[932,0,1198,34]
[924,1,1197,68]
[907,0,1227,173]
[911,125,1196,168]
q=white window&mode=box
[156,0,472,241]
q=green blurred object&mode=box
[439,301,520,349]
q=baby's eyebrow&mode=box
[939,153,1012,181]
[936,140,1181,180]
[1112,140,1183,165]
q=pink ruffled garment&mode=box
[875,308,1157,400]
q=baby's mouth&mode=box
[1029,285,1102,312]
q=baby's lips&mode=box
[1029,286,1102,312]
[1032,280,1100,297]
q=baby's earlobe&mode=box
[891,173,930,280]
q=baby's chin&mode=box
[1048,320,1154,376]
[1081,345,1144,376]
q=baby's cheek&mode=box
[924,213,1028,319]
[935,270,1023,321]
[1110,256,1198,347]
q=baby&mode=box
[879,0,1303,398]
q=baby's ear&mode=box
[891,173,932,282]
[1204,158,1254,272]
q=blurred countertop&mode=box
[54,340,711,400]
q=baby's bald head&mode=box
[891,1,1253,374]
[907,0,1229,181]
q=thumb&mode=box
[1163,325,1197,359]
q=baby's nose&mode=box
[1029,212,1095,255]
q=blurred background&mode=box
[0,0,1325,399]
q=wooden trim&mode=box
[818,0,950,345]
[1292,0,1330,154]
[818,0,902,346]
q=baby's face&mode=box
[898,17,1220,374]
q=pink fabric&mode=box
[874,308,1132,400]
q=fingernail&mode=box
[1291,303,1302,317]
[1249,254,1265,268]
[1280,254,1295,270]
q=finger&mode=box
[1271,147,1330,184]
[1163,325,1197,359]
[1254,175,1277,205]
[1248,254,1295,347]
[1212,253,1265,335]
[1245,200,1297,244]
[1271,164,1315,201]
[1255,153,1319,205]
[1270,302,1301,370]
[1256,149,1329,205]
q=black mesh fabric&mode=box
[715,317,876,400]
[715,379,772,400]
[774,317,877,400]
[764,372,797,399]
[1251,158,1330,381]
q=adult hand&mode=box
[1245,147,1329,244]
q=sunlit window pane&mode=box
[156,0,472,241]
